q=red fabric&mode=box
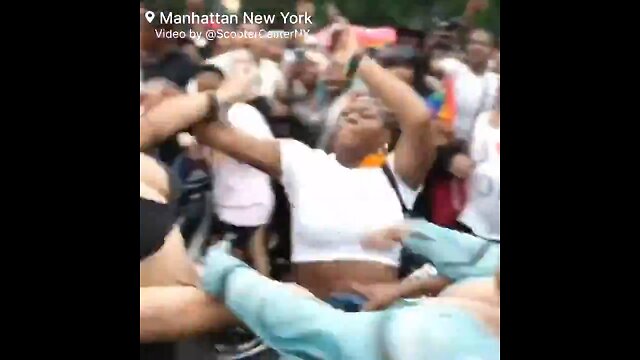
[430,178,468,227]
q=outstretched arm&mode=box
[140,92,212,150]
[140,63,285,178]
[192,65,284,178]
[461,0,489,31]
[193,122,282,178]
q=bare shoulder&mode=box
[140,153,170,199]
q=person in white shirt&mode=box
[209,102,275,275]
[191,27,435,303]
[209,103,275,229]
[458,86,500,240]
[188,69,275,275]
[433,29,499,142]
[139,85,238,343]
[258,57,285,100]
[138,43,500,358]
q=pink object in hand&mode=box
[316,25,397,49]
[353,26,397,48]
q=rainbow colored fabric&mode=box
[426,76,457,130]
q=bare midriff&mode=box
[293,261,398,300]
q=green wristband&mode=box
[345,53,364,79]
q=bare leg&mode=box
[249,226,271,276]
[140,286,238,342]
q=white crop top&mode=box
[279,140,420,267]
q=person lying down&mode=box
[200,220,500,360]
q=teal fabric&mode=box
[403,220,500,281]
[201,248,499,360]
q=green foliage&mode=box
[313,0,499,34]
[144,0,187,13]
[142,0,222,12]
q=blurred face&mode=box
[428,30,456,51]
[466,30,493,66]
[321,62,349,95]
[238,23,261,53]
[214,25,236,55]
[233,50,259,75]
[299,60,319,88]
[333,95,389,159]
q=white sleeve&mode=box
[470,112,490,162]
[279,139,331,202]
[227,103,274,140]
[438,57,465,76]
[386,154,421,211]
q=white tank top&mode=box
[279,140,419,267]
[459,112,500,240]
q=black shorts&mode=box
[215,220,259,253]
[140,198,177,261]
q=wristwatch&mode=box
[345,52,365,79]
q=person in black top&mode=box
[139,153,237,346]
[141,7,198,165]
[139,85,238,358]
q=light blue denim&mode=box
[202,249,499,360]
[403,219,500,282]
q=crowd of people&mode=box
[140,0,500,359]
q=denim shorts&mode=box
[326,293,368,313]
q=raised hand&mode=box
[449,153,475,179]
[215,62,260,105]
[331,24,359,66]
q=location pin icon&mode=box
[145,11,155,23]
